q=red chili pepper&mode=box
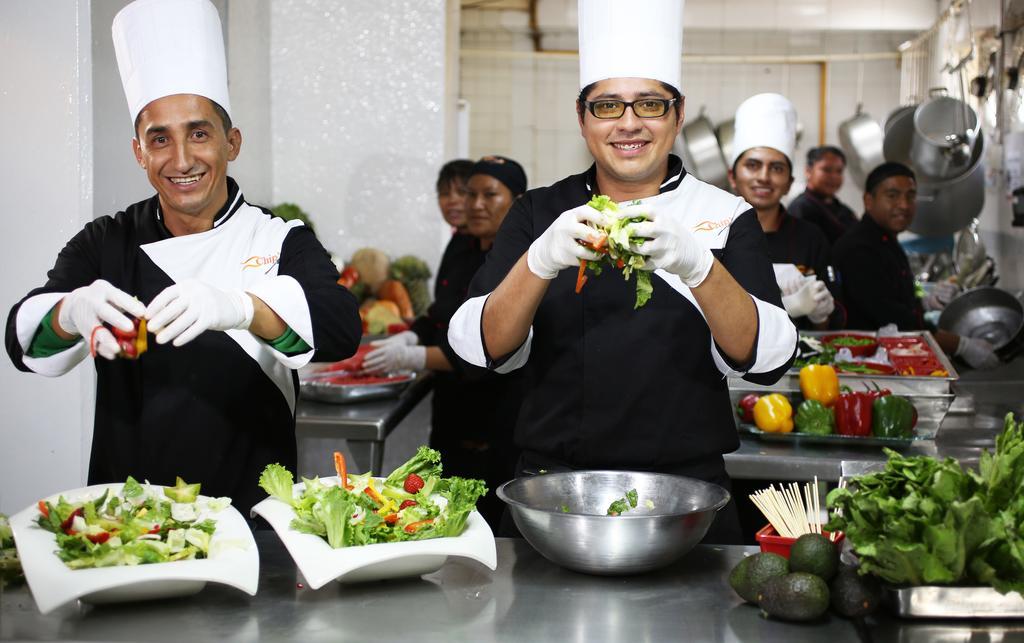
[38,500,49,518]
[403,473,425,494]
[86,531,111,544]
[835,391,874,436]
[61,507,84,535]
[404,518,433,534]
[575,260,588,294]
[399,499,418,510]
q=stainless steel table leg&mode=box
[370,441,384,475]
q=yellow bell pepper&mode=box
[799,364,839,407]
[753,394,794,433]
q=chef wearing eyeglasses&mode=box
[447,0,797,543]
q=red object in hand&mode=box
[399,499,418,510]
[736,394,760,423]
[835,391,874,436]
[403,473,425,494]
[337,266,360,289]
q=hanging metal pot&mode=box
[910,94,980,181]
[679,109,729,189]
[715,119,735,170]
[939,287,1024,362]
[838,105,885,187]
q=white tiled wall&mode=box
[461,21,912,210]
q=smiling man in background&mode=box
[447,0,797,543]
[788,146,858,245]
[5,0,361,512]
[727,93,843,330]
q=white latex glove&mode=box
[370,330,418,348]
[772,264,805,297]
[805,281,835,324]
[526,204,605,280]
[780,278,819,318]
[363,343,425,374]
[145,278,255,347]
[57,279,147,360]
[628,210,714,288]
[923,281,961,312]
[955,336,1000,370]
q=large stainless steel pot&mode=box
[883,105,984,236]
[939,287,1024,361]
[680,111,729,189]
[838,108,885,187]
[911,95,980,182]
[715,119,735,169]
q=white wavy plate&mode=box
[9,482,259,615]
[251,476,496,589]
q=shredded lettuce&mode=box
[585,196,654,309]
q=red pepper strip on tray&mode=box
[333,451,353,490]
[575,260,588,294]
[404,518,434,534]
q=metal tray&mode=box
[299,372,414,404]
[737,423,923,447]
[885,585,1024,619]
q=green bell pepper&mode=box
[794,399,835,436]
[871,394,916,438]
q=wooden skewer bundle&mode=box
[749,476,840,542]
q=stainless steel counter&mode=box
[5,533,1024,642]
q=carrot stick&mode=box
[333,451,353,489]
[575,260,588,294]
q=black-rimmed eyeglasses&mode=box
[581,98,678,119]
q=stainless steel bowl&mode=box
[939,286,1024,351]
[497,470,730,575]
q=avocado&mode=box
[758,572,831,622]
[789,533,839,581]
[729,552,788,604]
[830,566,882,618]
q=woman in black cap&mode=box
[364,156,527,528]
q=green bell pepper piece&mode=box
[871,395,916,438]
[794,399,835,435]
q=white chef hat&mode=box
[578,0,685,93]
[730,93,798,167]
[112,0,231,127]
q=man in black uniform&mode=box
[5,0,361,512]
[788,146,858,245]
[727,93,844,331]
[447,0,797,544]
[834,162,998,369]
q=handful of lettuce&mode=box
[0,513,22,586]
[827,413,1024,594]
[578,195,653,309]
[258,446,487,549]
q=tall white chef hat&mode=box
[112,0,231,127]
[730,93,798,167]
[578,0,685,93]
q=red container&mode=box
[755,524,845,558]
[821,333,879,357]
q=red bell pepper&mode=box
[736,394,760,423]
[835,391,874,436]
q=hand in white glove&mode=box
[805,281,835,324]
[145,278,255,347]
[363,343,426,374]
[627,210,714,288]
[772,264,805,297]
[526,204,605,280]
[370,330,418,348]
[57,279,147,360]
[923,281,961,312]
[955,336,1001,370]
[780,278,820,318]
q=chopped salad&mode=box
[258,446,487,548]
[35,477,230,569]
[0,513,22,586]
[576,195,654,309]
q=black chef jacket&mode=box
[832,215,924,331]
[448,156,797,473]
[763,207,847,330]
[6,179,362,512]
[788,189,858,246]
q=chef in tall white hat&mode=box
[5,0,361,513]
[727,93,843,329]
[447,0,796,544]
